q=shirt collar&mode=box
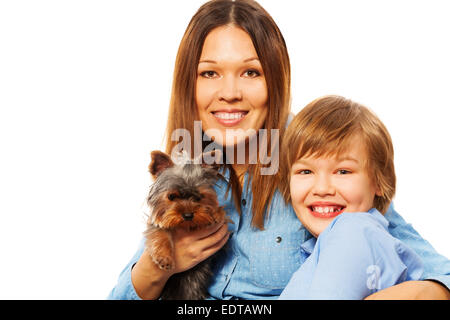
[300,236,316,255]
[218,166,230,183]
[368,207,389,230]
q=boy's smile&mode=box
[308,201,346,219]
[290,136,381,237]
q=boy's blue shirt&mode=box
[108,170,450,300]
[279,209,424,299]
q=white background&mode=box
[0,0,449,299]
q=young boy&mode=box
[278,95,424,299]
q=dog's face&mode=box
[147,151,224,230]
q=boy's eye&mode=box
[337,169,351,175]
[200,71,218,78]
[243,69,261,78]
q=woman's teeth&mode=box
[213,112,246,120]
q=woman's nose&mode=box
[312,174,335,197]
[218,75,242,102]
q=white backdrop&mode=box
[0,0,449,299]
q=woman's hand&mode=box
[364,280,450,300]
[169,220,230,274]
[131,220,230,300]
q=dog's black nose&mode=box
[182,212,194,221]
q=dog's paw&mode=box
[153,255,174,271]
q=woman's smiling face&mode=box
[195,25,268,147]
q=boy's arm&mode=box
[367,204,450,299]
[365,280,450,300]
[281,212,422,300]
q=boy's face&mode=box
[289,136,381,237]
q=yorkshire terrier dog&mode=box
[144,150,228,300]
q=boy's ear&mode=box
[374,184,383,197]
[149,150,174,180]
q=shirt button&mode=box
[241,199,247,206]
[276,236,282,243]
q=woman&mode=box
[108,0,450,300]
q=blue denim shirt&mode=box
[108,169,450,299]
[279,209,424,299]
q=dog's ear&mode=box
[149,150,174,180]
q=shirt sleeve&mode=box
[280,212,423,300]
[385,203,450,290]
[107,239,145,300]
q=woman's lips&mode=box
[308,203,346,219]
[211,110,248,126]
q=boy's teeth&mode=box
[312,206,343,213]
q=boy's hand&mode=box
[364,280,450,300]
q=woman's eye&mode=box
[297,169,312,175]
[200,71,218,78]
[243,69,261,78]
[337,169,351,175]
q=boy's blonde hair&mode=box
[280,95,395,214]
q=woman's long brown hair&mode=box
[164,0,291,230]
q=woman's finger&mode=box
[200,230,230,261]
[197,223,229,251]
[170,221,229,273]
[175,219,226,242]
[197,219,227,240]
[171,219,223,242]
